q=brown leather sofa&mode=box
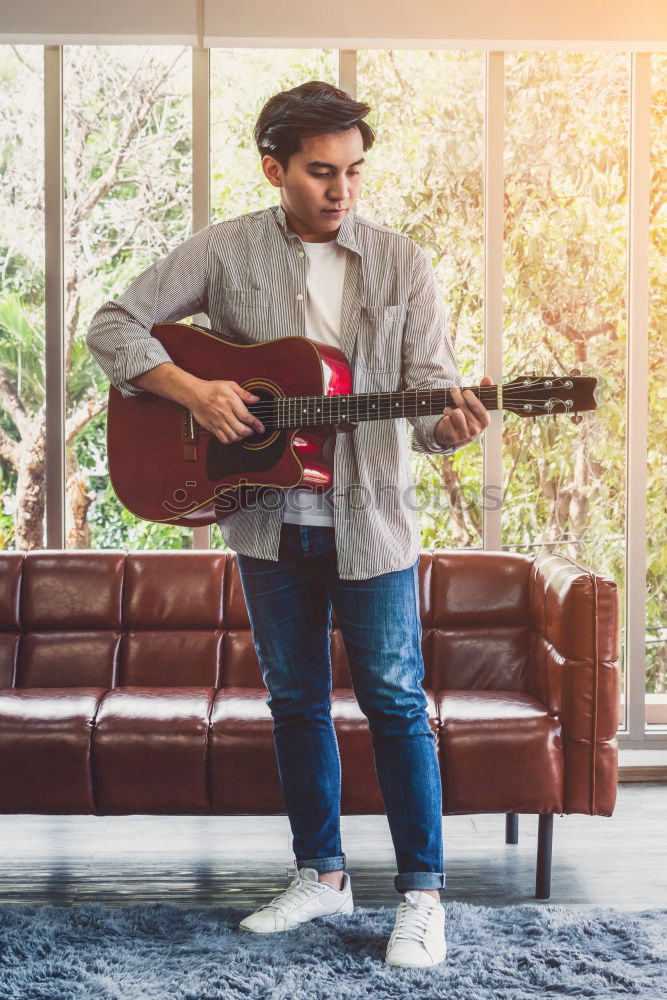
[0,548,621,899]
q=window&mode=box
[503,51,630,722]
[647,52,667,727]
[63,45,193,550]
[0,45,45,551]
[356,50,485,549]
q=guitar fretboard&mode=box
[248,386,495,430]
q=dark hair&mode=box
[254,80,375,171]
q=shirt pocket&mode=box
[221,287,270,342]
[357,303,407,374]
[352,365,402,404]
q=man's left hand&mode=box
[434,375,493,449]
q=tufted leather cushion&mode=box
[435,690,563,814]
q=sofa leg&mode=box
[505,812,519,844]
[535,813,553,899]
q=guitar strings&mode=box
[238,401,582,430]
[241,388,583,423]
[243,403,581,422]
[243,387,580,412]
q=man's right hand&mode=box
[189,380,265,444]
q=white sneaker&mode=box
[239,867,354,933]
[385,890,447,968]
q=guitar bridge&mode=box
[182,407,198,461]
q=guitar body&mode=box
[107,323,352,527]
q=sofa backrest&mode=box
[0,549,534,692]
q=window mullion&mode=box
[625,52,651,740]
[483,51,504,552]
[192,5,211,550]
[44,44,64,550]
[339,50,357,98]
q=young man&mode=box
[86,81,491,969]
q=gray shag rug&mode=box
[1,900,666,1000]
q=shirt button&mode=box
[296,293,304,301]
[297,251,305,258]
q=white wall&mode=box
[2,0,666,49]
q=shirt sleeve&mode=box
[401,244,463,455]
[85,225,211,399]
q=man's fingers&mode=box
[230,396,264,435]
[448,387,475,426]
[226,411,254,438]
[463,389,490,426]
[218,406,257,441]
[442,403,483,442]
[440,376,494,447]
[444,407,468,437]
[449,382,491,431]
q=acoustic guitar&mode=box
[106,322,597,527]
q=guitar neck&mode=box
[244,374,593,430]
[255,386,495,430]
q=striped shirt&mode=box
[86,202,469,580]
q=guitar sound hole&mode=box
[245,388,276,443]
[205,388,286,481]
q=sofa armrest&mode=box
[528,552,621,816]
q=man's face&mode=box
[262,127,365,242]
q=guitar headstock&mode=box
[502,370,597,422]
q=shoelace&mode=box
[261,875,325,915]
[391,899,438,945]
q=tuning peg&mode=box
[571,413,583,424]
[569,368,581,376]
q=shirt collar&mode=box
[273,202,359,254]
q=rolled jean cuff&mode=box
[295,854,346,874]
[394,871,446,893]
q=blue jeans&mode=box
[236,522,445,893]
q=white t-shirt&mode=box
[282,238,347,527]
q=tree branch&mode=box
[65,396,108,445]
[0,367,29,438]
[0,427,19,466]
[66,57,176,237]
